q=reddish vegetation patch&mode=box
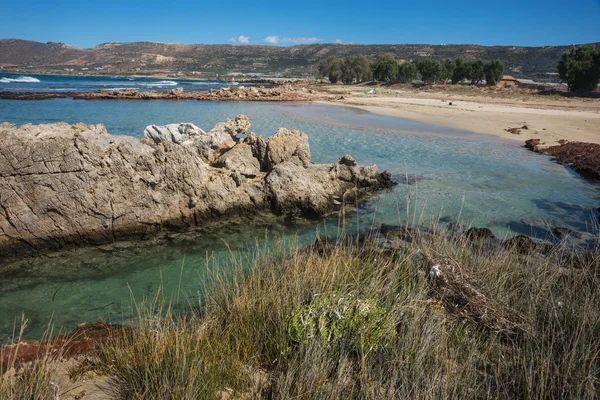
[1,322,127,369]
[544,142,600,181]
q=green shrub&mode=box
[287,291,394,354]
[558,45,600,91]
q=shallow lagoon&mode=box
[0,99,598,340]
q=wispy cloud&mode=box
[228,35,250,44]
[334,39,353,44]
[263,36,323,45]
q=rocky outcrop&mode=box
[0,117,392,260]
[265,128,311,169]
[143,122,206,146]
[0,85,332,102]
[144,115,249,162]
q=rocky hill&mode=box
[1,38,599,79]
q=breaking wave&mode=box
[0,76,41,83]
[139,80,178,87]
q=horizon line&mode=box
[1,37,599,50]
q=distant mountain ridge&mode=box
[1,38,599,79]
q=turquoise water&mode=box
[0,99,598,341]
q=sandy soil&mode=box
[315,85,600,146]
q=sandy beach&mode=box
[317,85,600,146]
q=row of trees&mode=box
[318,54,504,85]
[317,55,372,85]
[319,45,600,92]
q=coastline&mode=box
[317,95,600,147]
[3,74,600,147]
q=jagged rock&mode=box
[0,118,391,260]
[243,132,267,170]
[210,114,251,137]
[552,226,582,239]
[331,155,386,187]
[266,128,311,169]
[506,234,536,253]
[196,115,251,162]
[144,122,206,145]
[266,159,391,217]
[145,115,251,163]
[338,154,357,167]
[465,227,494,240]
[213,143,260,177]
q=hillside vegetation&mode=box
[1,39,599,79]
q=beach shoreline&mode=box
[314,86,600,147]
[2,76,600,147]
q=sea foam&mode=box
[0,76,41,83]
[139,80,178,87]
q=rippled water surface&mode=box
[0,72,226,92]
[0,99,598,340]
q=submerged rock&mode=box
[0,117,391,260]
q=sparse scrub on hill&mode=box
[4,225,600,399]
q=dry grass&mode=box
[3,227,599,399]
[0,319,60,400]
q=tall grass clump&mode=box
[83,228,600,398]
[0,319,60,400]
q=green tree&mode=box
[373,53,398,82]
[484,59,504,85]
[468,60,485,84]
[417,59,442,84]
[452,58,471,84]
[318,56,343,84]
[341,55,372,84]
[375,53,396,63]
[558,45,600,91]
[441,59,456,83]
[397,61,417,83]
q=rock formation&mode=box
[0,85,331,102]
[0,116,392,260]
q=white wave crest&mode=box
[139,80,178,87]
[0,76,41,83]
[99,88,139,91]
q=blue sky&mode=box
[2,0,599,48]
